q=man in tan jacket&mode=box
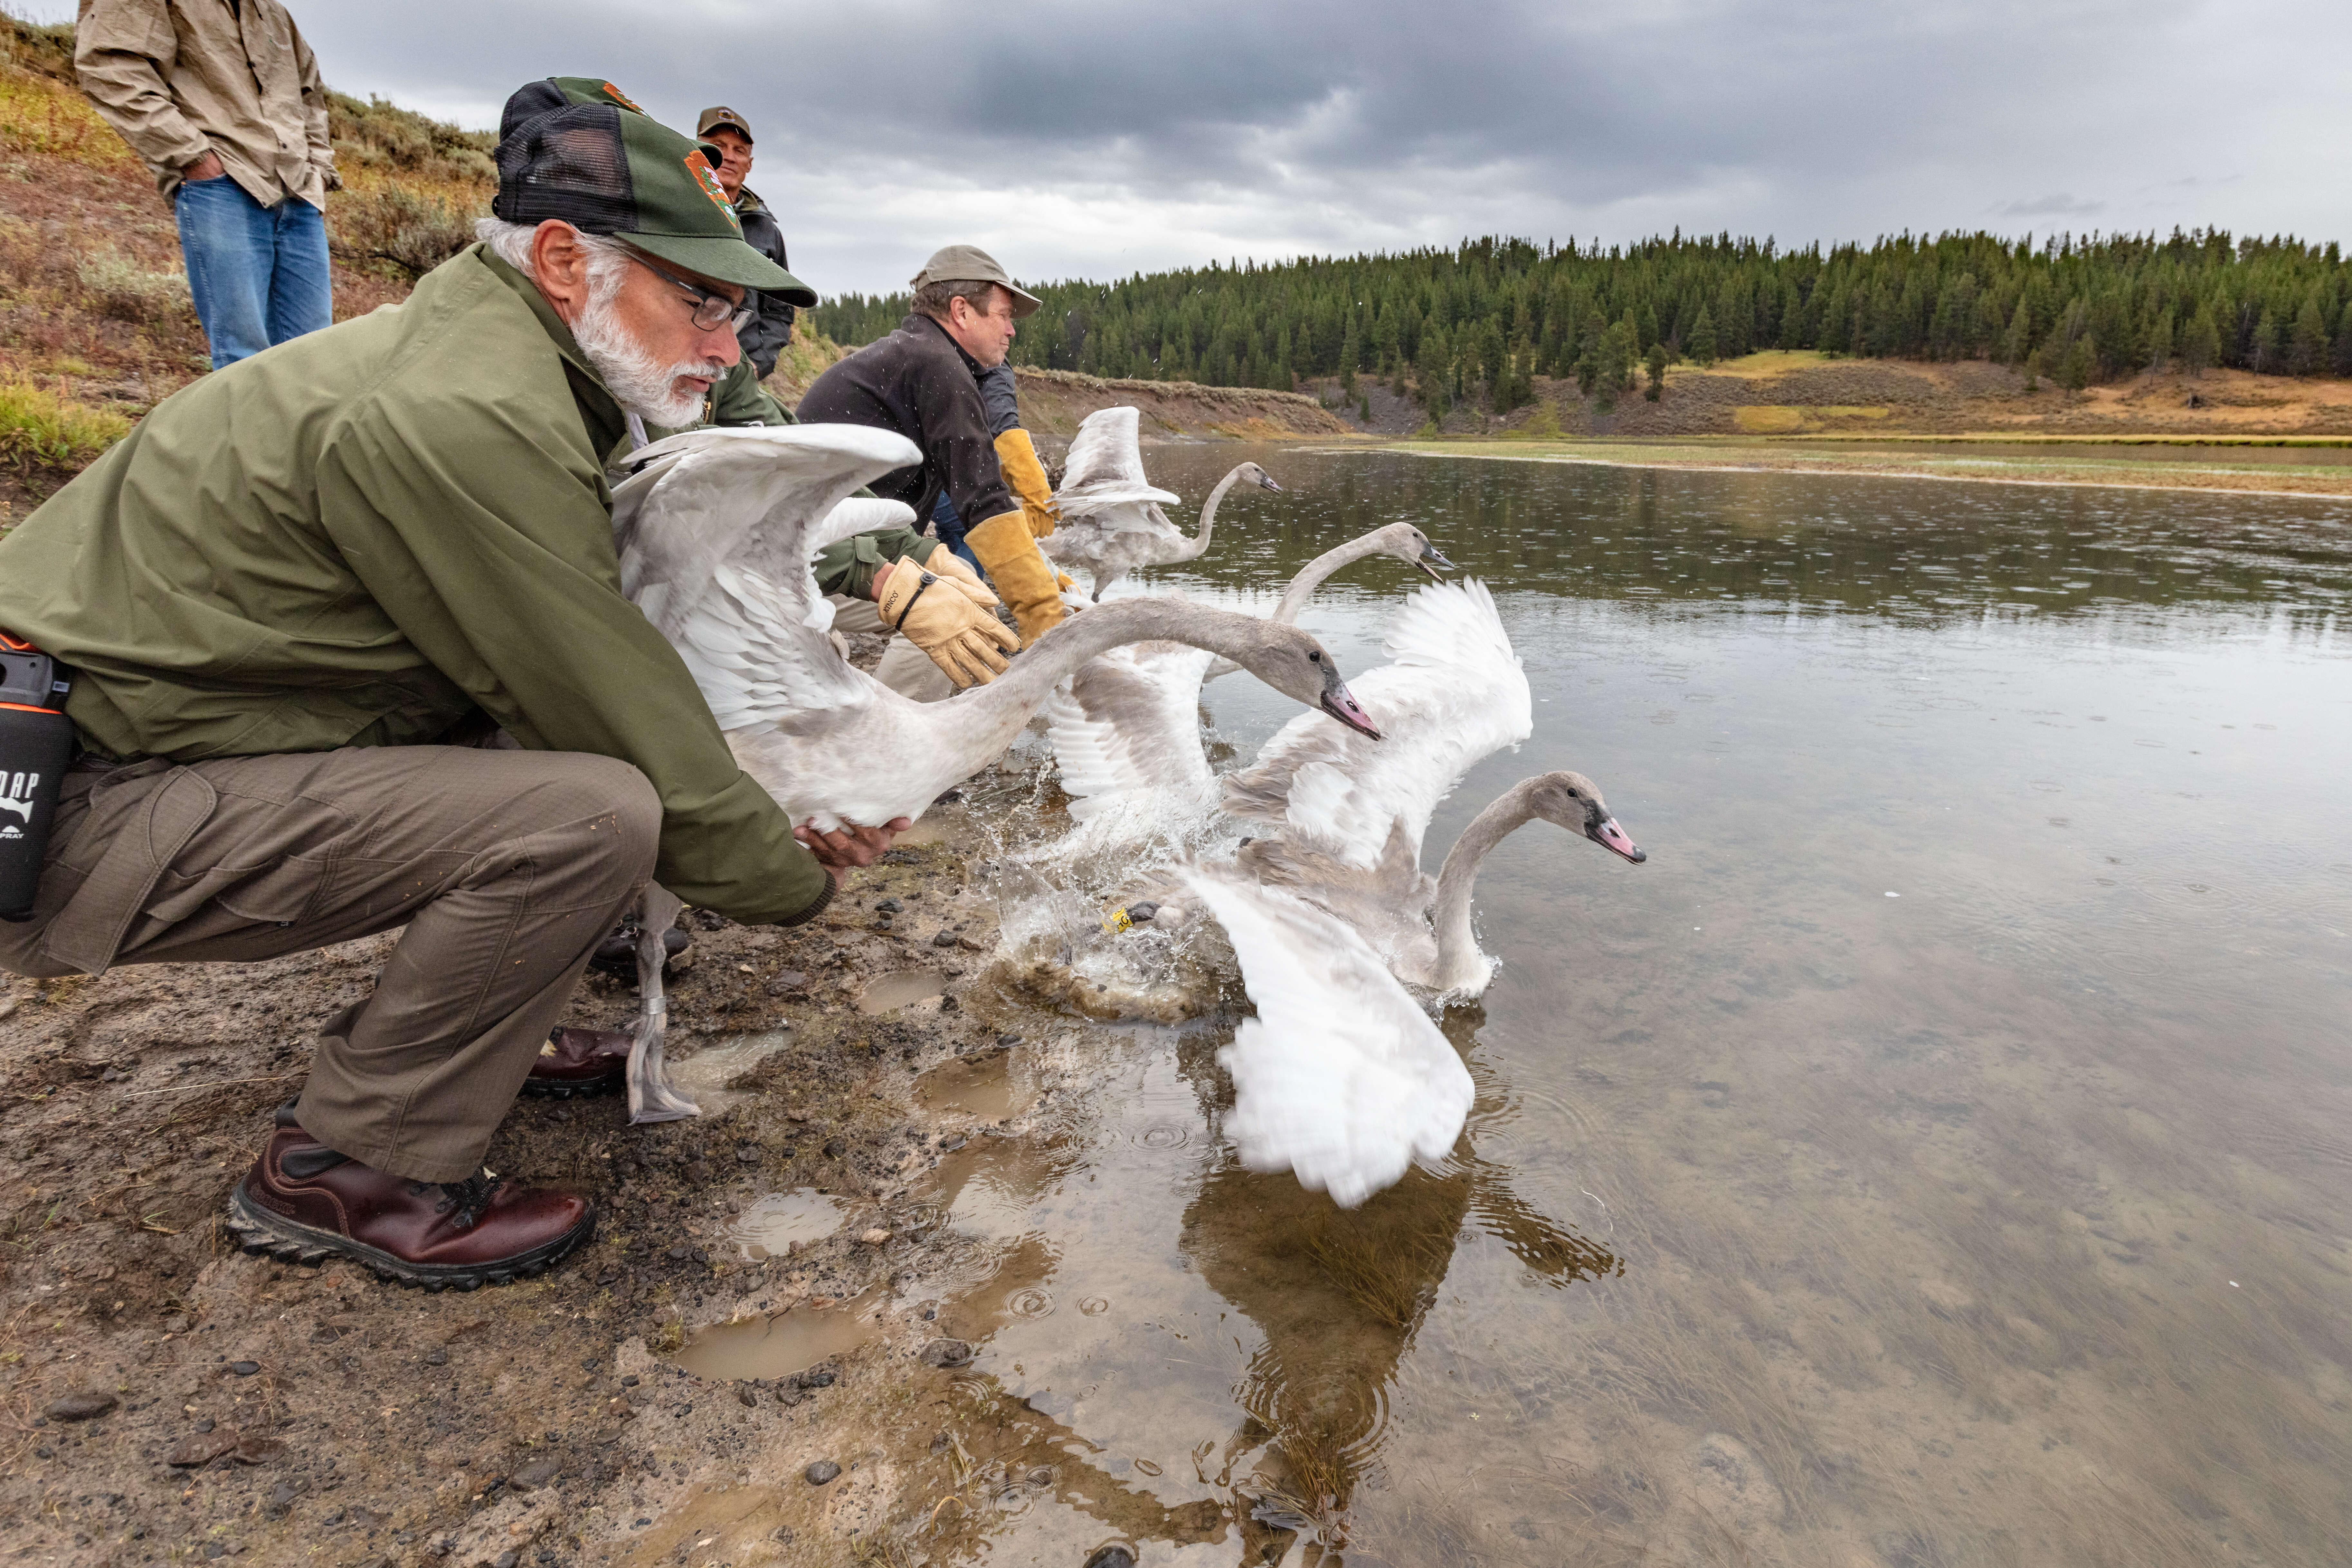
[75,0,337,366]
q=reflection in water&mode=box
[715,1188,844,1259]
[670,1290,881,1382]
[1172,451,2352,630]
[915,1050,1032,1121]
[1178,1008,1617,1546]
[857,969,948,1013]
[876,447,2351,1565]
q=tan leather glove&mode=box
[964,510,1067,647]
[875,556,1018,686]
[993,428,1060,538]
[924,549,1001,608]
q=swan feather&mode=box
[1188,868,1473,1208]
[1220,579,1530,870]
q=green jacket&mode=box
[0,244,931,925]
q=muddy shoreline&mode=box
[0,751,1164,1567]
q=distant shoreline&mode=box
[1353,436,2352,501]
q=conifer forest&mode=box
[811,230,2352,413]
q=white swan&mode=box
[1039,522,1453,860]
[600,424,1382,1121]
[1122,580,1642,999]
[611,424,1381,834]
[1183,866,1473,1208]
[1238,769,1645,996]
[1039,407,1280,599]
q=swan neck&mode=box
[1273,535,1382,625]
[969,598,1262,714]
[1182,468,1246,560]
[1430,782,1540,977]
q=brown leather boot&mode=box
[521,1026,630,1098]
[226,1114,594,1290]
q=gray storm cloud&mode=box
[98,0,2352,294]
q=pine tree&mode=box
[1339,316,1361,396]
[2287,291,2329,375]
[2181,303,2220,377]
[2251,306,2282,373]
[1778,278,1807,349]
[1593,321,1637,412]
[2146,310,2173,373]
[2335,316,2352,378]
[1416,327,1450,417]
[2002,297,2033,366]
[2059,334,2096,394]
[1644,342,1668,401]
[1687,305,1718,368]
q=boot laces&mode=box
[410,1171,503,1230]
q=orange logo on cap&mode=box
[685,151,742,230]
[602,82,645,113]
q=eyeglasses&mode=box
[627,249,754,335]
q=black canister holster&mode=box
[1,633,74,921]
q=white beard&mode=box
[573,287,726,428]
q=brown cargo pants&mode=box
[0,746,659,1182]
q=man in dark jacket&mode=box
[798,245,1069,650]
[697,106,796,381]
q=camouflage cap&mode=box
[491,81,814,302]
[910,244,1040,318]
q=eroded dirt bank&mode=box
[0,750,1176,1568]
[1009,368,1351,442]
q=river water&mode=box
[907,449,2352,1566]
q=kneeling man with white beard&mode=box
[0,87,951,1288]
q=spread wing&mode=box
[1054,406,1178,514]
[1041,636,1219,848]
[674,559,874,725]
[610,423,918,639]
[1053,500,1184,540]
[1189,869,1473,1208]
[610,424,918,723]
[1219,580,1531,871]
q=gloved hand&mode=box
[993,428,1060,538]
[875,556,1019,686]
[925,549,1001,608]
[964,511,1067,647]
[1054,568,1078,592]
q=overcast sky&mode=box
[34,0,2352,296]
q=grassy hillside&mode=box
[0,9,495,518]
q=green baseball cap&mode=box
[491,92,814,302]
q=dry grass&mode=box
[72,252,190,324]
[0,70,137,172]
[764,328,852,409]
[328,176,482,280]
[0,376,129,475]
[0,15,498,509]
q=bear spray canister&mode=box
[0,633,73,921]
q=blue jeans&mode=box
[173,176,332,368]
[928,491,984,570]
